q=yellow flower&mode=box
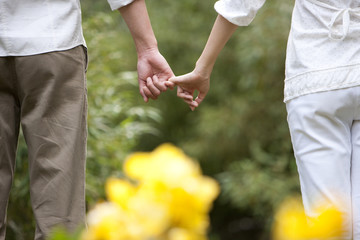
[105,178,136,209]
[308,205,343,238]
[123,144,220,235]
[105,180,171,238]
[165,185,216,233]
[124,144,201,186]
[272,197,308,240]
[84,144,220,240]
[122,152,151,181]
[168,228,207,240]
[179,176,220,212]
[82,202,130,240]
[273,197,344,240]
[127,192,171,238]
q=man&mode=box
[0,0,173,239]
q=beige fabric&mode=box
[0,46,88,240]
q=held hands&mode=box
[121,0,230,110]
[139,50,210,110]
[143,63,210,111]
[141,14,236,109]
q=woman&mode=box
[164,0,360,238]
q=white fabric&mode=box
[306,0,360,40]
[214,0,360,102]
[107,0,135,11]
[214,0,266,26]
[0,0,135,56]
[286,86,360,239]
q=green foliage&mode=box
[6,132,34,240]
[48,228,82,240]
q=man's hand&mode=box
[118,0,176,102]
[168,68,210,111]
[138,48,175,102]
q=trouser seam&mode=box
[8,57,20,108]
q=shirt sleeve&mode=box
[107,0,135,11]
[214,0,266,26]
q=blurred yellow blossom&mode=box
[272,197,344,240]
[82,143,220,240]
[309,204,343,238]
[105,178,136,208]
[124,144,202,185]
[81,203,131,240]
[167,228,207,240]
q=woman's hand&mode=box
[167,68,210,111]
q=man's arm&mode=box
[118,0,174,102]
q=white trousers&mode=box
[286,86,360,240]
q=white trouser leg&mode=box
[352,120,360,239]
[286,88,359,239]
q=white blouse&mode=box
[215,0,360,102]
[0,0,134,57]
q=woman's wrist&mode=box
[194,60,214,79]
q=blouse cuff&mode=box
[107,0,136,11]
[214,0,266,26]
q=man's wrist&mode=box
[118,0,158,57]
[136,41,158,57]
[136,44,159,58]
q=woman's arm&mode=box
[195,15,238,81]
[168,0,266,110]
[168,15,238,110]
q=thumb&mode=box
[169,73,192,86]
[168,76,181,85]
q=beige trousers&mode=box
[0,46,87,240]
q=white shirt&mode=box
[215,0,360,102]
[0,0,134,57]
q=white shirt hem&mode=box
[284,64,360,102]
[0,42,87,57]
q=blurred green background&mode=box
[6,0,299,239]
